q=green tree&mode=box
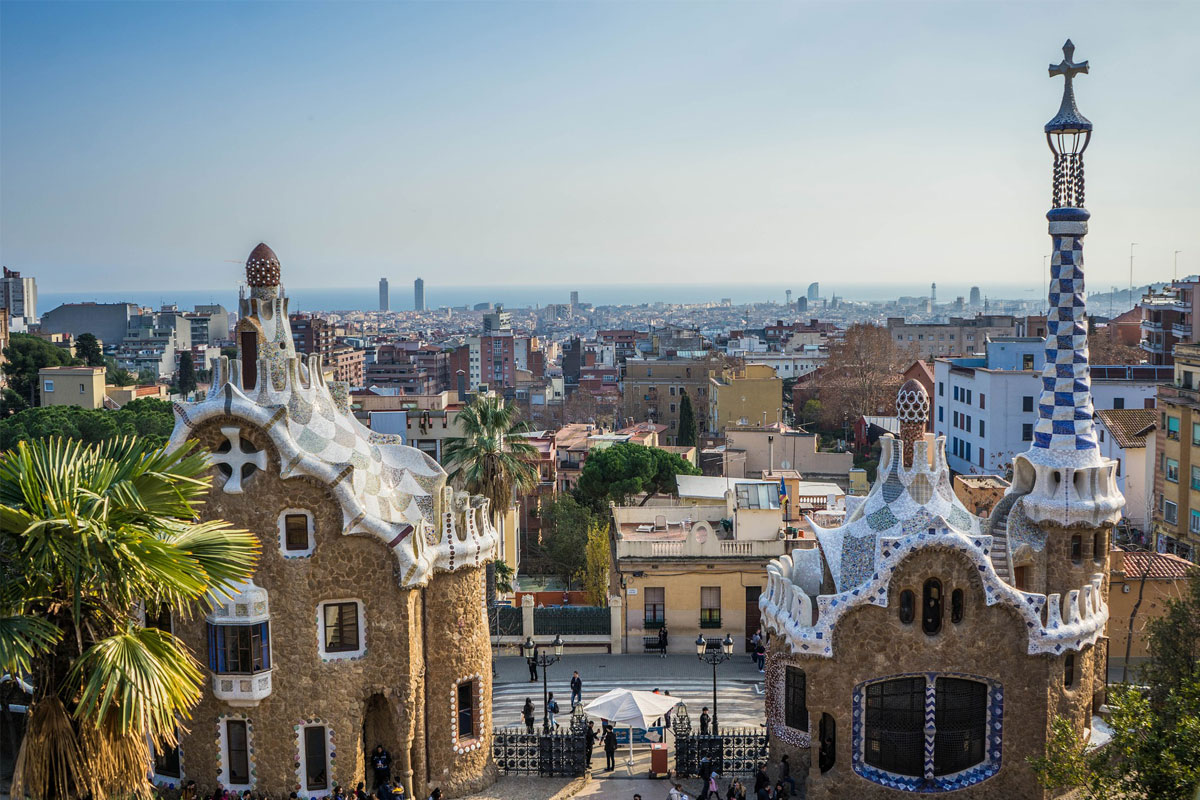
[137,368,158,385]
[1030,573,1200,799]
[107,363,136,387]
[0,437,259,799]
[0,398,176,451]
[575,442,700,512]
[74,333,105,367]
[540,494,595,583]
[1,333,79,410]
[677,391,698,447]
[581,518,610,606]
[442,394,539,525]
[177,351,198,397]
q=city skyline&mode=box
[2,2,1198,295]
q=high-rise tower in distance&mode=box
[379,278,389,312]
[414,278,425,311]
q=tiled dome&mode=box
[246,242,281,287]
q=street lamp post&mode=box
[523,634,564,733]
[696,633,735,735]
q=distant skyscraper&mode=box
[414,278,425,311]
[1,267,37,325]
[797,296,808,313]
[807,282,819,301]
[570,290,579,308]
[379,278,389,312]
[931,282,937,305]
[786,289,793,308]
[970,286,982,306]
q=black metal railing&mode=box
[672,705,767,777]
[533,606,610,636]
[493,707,589,776]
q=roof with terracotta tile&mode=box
[1094,408,1156,449]
[1116,550,1197,580]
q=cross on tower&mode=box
[211,426,268,494]
[1049,39,1089,97]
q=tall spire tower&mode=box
[1011,41,1121,529]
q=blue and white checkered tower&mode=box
[1011,41,1123,529]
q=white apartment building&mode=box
[1094,409,1156,534]
[933,338,1166,475]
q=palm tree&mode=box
[0,437,259,800]
[442,394,540,524]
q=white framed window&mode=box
[43,380,54,393]
[451,675,486,753]
[217,715,255,791]
[317,599,366,661]
[296,722,333,797]
[278,509,316,557]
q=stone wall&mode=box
[422,566,497,797]
[173,418,493,798]
[767,545,1084,800]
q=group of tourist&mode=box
[665,758,795,800]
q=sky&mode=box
[2,1,1198,297]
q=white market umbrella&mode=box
[584,688,680,767]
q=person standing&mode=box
[699,707,711,736]
[585,720,597,763]
[753,764,769,797]
[546,692,560,730]
[658,625,669,658]
[370,745,392,790]
[570,670,583,708]
[603,725,618,771]
[522,697,535,734]
[527,645,539,681]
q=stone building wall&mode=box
[174,418,491,797]
[768,546,1076,800]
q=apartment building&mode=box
[1139,276,1200,365]
[1151,342,1200,560]
[708,364,784,436]
[886,314,1020,358]
[934,337,1166,475]
[290,314,335,358]
[38,365,106,409]
[622,357,715,444]
[1095,408,1156,534]
[0,267,37,326]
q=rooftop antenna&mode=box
[1129,242,1138,306]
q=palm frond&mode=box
[0,613,63,677]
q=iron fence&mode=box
[533,606,610,636]
[492,706,589,776]
[672,705,768,777]
[488,605,523,637]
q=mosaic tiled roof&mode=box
[170,244,497,588]
[812,433,983,592]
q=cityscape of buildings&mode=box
[0,7,1197,800]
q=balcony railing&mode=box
[1142,320,1164,332]
[616,537,804,559]
[1173,323,1193,338]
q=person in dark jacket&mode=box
[753,764,769,795]
[522,697,536,734]
[603,725,618,770]
[371,745,392,790]
[585,720,597,762]
[570,670,583,707]
[699,707,711,736]
[527,646,539,681]
[657,626,668,658]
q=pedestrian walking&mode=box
[370,745,392,790]
[754,642,766,672]
[570,670,583,707]
[527,645,539,681]
[603,725,618,771]
[658,625,669,658]
[522,697,535,734]
[753,764,769,796]
[699,772,719,800]
[546,692,560,730]
[778,755,795,797]
[699,707,710,736]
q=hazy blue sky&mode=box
[2,1,1197,296]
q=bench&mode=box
[643,636,667,652]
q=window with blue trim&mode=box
[208,622,270,674]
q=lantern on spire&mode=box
[1045,40,1092,209]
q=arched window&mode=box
[1064,653,1075,688]
[898,590,915,624]
[950,589,964,624]
[1070,534,1082,564]
[1093,531,1106,563]
[922,579,942,635]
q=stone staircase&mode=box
[988,494,1020,582]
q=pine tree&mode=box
[74,333,105,367]
[677,391,698,447]
[177,352,197,397]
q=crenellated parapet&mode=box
[759,527,1108,657]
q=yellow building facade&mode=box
[1152,342,1200,559]
[708,364,784,436]
[38,365,106,409]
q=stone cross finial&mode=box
[1046,39,1092,134]
[1049,39,1088,86]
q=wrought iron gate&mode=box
[672,704,768,777]
[493,705,589,776]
